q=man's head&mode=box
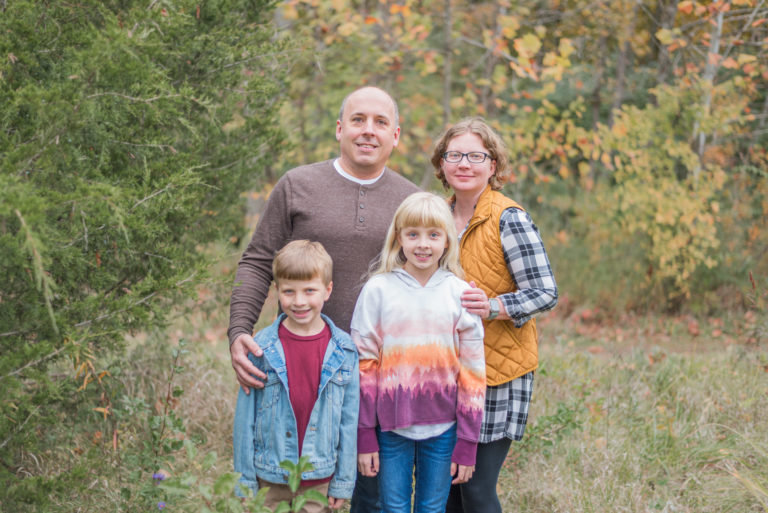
[336,86,400,180]
[272,240,333,334]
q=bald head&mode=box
[339,87,399,127]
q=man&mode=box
[228,86,420,512]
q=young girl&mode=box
[351,191,486,513]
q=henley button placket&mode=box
[358,188,367,225]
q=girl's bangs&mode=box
[397,202,449,230]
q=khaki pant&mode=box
[257,478,330,513]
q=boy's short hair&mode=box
[272,240,333,285]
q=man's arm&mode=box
[228,176,293,392]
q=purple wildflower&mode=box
[153,472,166,481]
[158,501,166,510]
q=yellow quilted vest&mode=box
[455,186,539,386]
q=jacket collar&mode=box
[261,313,355,352]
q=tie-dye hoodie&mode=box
[351,268,486,465]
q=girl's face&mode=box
[397,225,448,285]
[441,132,496,199]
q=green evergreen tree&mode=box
[0,0,286,499]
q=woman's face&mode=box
[441,132,496,199]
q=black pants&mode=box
[444,437,513,513]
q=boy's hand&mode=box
[230,333,267,393]
[450,462,475,484]
[358,452,379,477]
[327,497,346,510]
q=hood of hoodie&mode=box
[391,267,454,289]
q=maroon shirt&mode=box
[279,321,332,486]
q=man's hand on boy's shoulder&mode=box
[230,333,267,393]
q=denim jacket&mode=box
[233,314,359,499]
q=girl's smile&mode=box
[398,226,448,285]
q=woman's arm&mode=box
[461,208,557,324]
[497,208,558,327]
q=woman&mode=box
[431,118,558,513]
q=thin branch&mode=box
[457,36,537,80]
[721,0,767,63]
[86,92,181,103]
[0,347,66,381]
[74,292,157,328]
[131,184,173,210]
[0,406,41,450]
[108,139,177,153]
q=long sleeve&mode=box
[452,302,486,465]
[232,353,264,496]
[227,177,293,344]
[350,283,382,454]
[329,353,360,499]
[497,208,558,327]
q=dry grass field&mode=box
[151,272,766,513]
[24,260,765,512]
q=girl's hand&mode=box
[460,280,490,318]
[327,497,346,510]
[358,452,380,477]
[450,462,475,484]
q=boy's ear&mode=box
[324,281,333,300]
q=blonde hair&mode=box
[373,192,463,278]
[431,117,511,191]
[272,240,333,285]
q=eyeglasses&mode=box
[442,151,491,164]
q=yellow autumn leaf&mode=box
[558,38,575,59]
[93,407,110,419]
[515,33,542,58]
[738,53,757,65]
[499,15,520,39]
[732,0,753,5]
[601,152,613,169]
[656,28,674,45]
[559,165,570,179]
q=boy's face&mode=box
[276,276,332,335]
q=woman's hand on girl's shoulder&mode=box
[461,280,490,319]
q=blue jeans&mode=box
[378,425,457,513]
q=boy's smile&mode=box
[276,276,333,336]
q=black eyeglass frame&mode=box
[441,151,492,164]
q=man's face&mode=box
[336,87,400,180]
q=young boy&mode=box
[233,240,359,512]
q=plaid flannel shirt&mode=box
[462,206,557,442]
